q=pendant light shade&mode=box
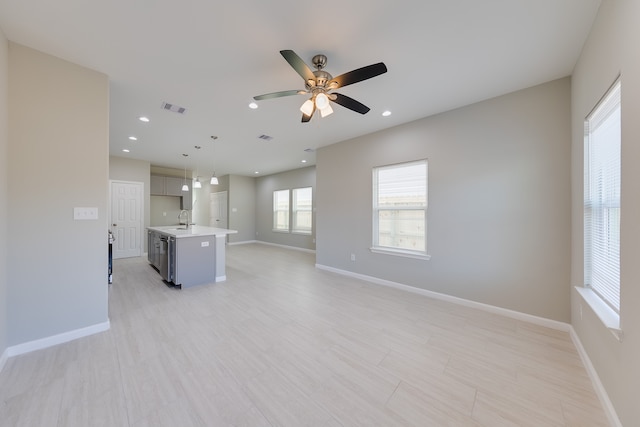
[182,153,189,192]
[194,177,202,189]
[210,174,219,185]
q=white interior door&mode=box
[210,191,228,229]
[110,180,143,259]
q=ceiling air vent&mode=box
[161,102,187,114]
[304,148,315,153]
[257,134,273,141]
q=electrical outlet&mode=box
[201,241,210,247]
[350,253,356,261]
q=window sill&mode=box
[272,229,290,234]
[370,247,431,261]
[575,286,623,342]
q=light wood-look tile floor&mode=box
[0,244,609,426]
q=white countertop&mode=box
[147,225,238,238]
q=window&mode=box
[292,187,313,234]
[273,189,290,232]
[584,79,621,313]
[372,160,428,258]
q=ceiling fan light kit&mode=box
[254,49,387,122]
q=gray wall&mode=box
[317,78,571,322]
[570,0,640,424]
[255,166,316,250]
[0,28,8,357]
[7,43,109,345]
[109,155,151,251]
[228,174,256,243]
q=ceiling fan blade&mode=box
[253,90,303,101]
[331,93,370,114]
[329,62,387,89]
[301,104,315,122]
[280,50,316,82]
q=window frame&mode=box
[272,189,290,233]
[292,187,313,235]
[580,77,622,340]
[371,159,429,260]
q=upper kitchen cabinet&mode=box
[150,174,193,209]
[150,175,165,195]
[164,177,184,196]
[151,175,186,196]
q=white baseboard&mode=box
[256,240,316,254]
[315,263,570,332]
[5,320,110,359]
[227,240,258,246]
[569,327,622,427]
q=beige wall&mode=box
[317,78,571,322]
[0,28,8,357]
[8,43,109,345]
[571,0,640,424]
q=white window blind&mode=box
[373,160,427,256]
[292,187,313,234]
[584,80,621,313]
[273,189,290,232]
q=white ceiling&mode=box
[0,0,600,177]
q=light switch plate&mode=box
[201,241,210,247]
[74,207,98,220]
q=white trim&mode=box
[6,320,110,358]
[0,347,8,373]
[314,264,570,332]
[215,275,227,282]
[256,240,316,254]
[370,247,431,261]
[570,327,623,427]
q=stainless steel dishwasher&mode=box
[159,235,170,281]
[158,235,175,282]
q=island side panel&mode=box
[174,235,216,288]
[215,234,227,282]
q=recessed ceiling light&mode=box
[128,136,137,141]
[301,160,307,163]
[139,116,150,122]
[249,102,258,109]
[382,110,392,117]
[254,171,259,175]
[122,149,130,153]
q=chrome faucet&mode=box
[178,210,190,229]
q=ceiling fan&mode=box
[253,50,387,122]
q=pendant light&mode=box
[210,135,219,185]
[193,146,202,189]
[181,154,189,192]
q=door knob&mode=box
[112,223,117,227]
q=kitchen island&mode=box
[147,225,237,289]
